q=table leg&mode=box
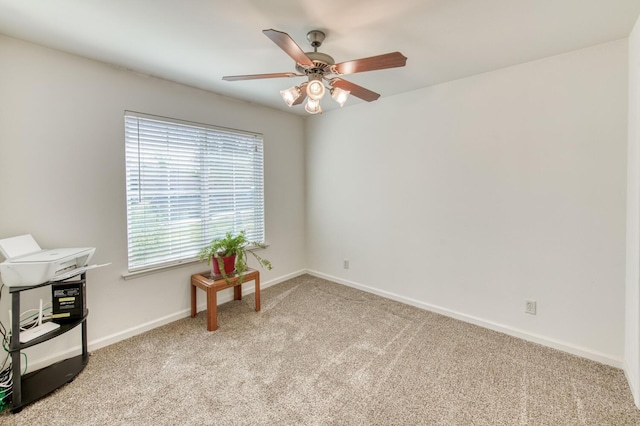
[255,275,261,312]
[190,282,197,318]
[234,284,242,301]
[207,288,218,331]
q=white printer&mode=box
[0,234,96,287]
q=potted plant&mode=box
[198,230,272,284]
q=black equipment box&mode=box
[51,280,86,323]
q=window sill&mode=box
[121,258,201,281]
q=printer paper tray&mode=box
[49,264,109,282]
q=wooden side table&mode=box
[190,268,260,331]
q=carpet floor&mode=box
[1,274,639,425]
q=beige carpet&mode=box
[2,274,639,425]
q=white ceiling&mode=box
[0,0,638,116]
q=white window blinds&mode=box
[124,112,265,272]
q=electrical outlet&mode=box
[343,259,349,269]
[525,300,537,315]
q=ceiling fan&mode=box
[222,29,408,114]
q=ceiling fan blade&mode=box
[222,72,301,81]
[292,82,308,105]
[334,52,407,75]
[330,78,380,102]
[263,29,314,67]
[293,92,307,106]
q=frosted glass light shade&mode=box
[280,86,301,107]
[331,87,350,107]
[306,80,325,101]
[305,98,322,114]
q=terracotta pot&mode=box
[212,254,236,276]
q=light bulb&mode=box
[305,98,322,114]
[306,80,325,101]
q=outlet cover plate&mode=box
[525,300,537,315]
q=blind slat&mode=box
[125,113,265,271]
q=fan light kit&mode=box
[223,29,408,114]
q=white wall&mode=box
[0,35,306,368]
[626,15,640,406]
[0,30,631,378]
[306,40,628,365]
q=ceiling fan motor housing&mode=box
[296,51,335,75]
[294,30,336,76]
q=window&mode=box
[124,111,265,272]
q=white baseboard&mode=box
[306,269,624,369]
[27,268,623,373]
[623,360,640,408]
[26,269,307,372]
